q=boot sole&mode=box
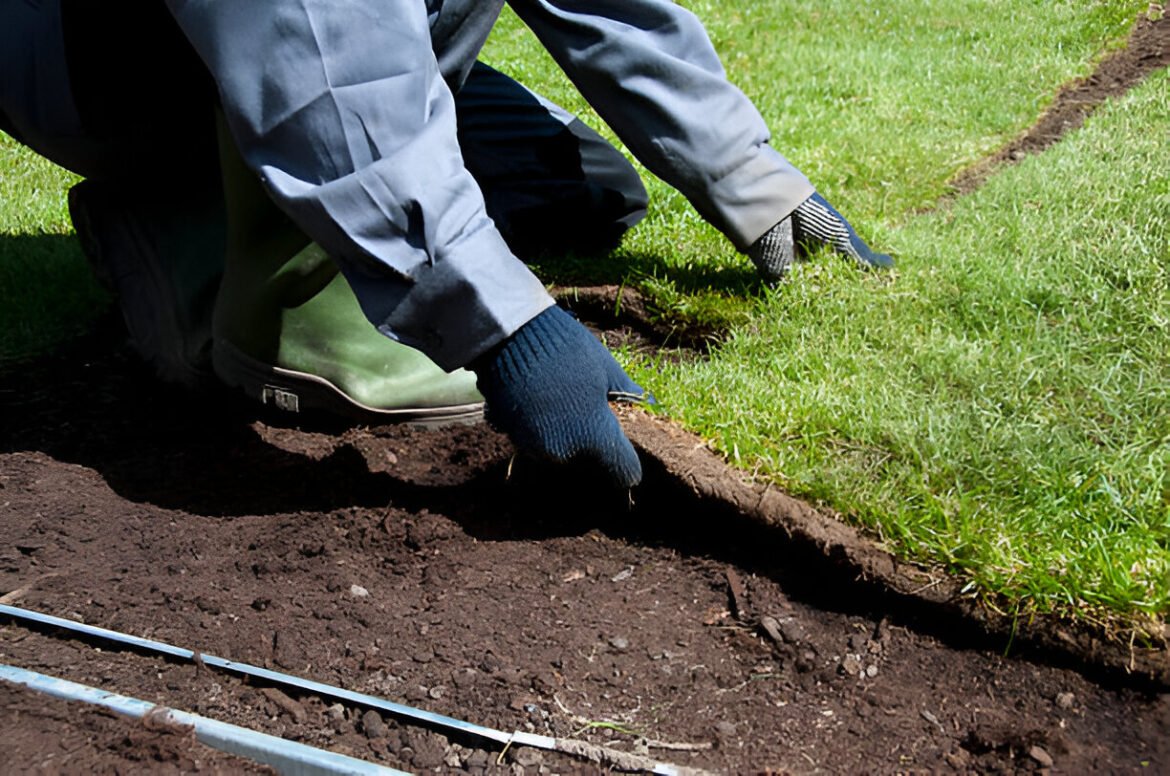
[213,339,484,428]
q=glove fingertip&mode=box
[604,359,651,404]
[609,433,643,488]
[586,410,642,487]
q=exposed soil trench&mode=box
[946,12,1170,199]
[2,12,1169,776]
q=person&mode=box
[1,0,892,488]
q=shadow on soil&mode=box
[3,318,1168,696]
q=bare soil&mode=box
[2,315,1169,775]
[2,12,1169,776]
[0,680,276,774]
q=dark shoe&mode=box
[68,179,222,386]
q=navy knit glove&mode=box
[473,305,649,487]
[748,192,894,281]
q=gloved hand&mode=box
[473,305,650,487]
[748,191,894,281]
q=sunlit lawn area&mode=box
[2,1,1165,631]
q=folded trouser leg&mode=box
[68,178,224,386]
[211,116,485,425]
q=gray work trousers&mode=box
[0,0,649,257]
[5,0,813,370]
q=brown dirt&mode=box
[3,315,1170,775]
[3,12,1170,776]
[554,285,711,359]
[0,679,276,774]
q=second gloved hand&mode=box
[473,305,649,487]
[748,191,894,282]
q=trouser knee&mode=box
[456,62,648,258]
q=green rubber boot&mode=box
[211,120,484,425]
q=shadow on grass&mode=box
[529,244,761,297]
[0,232,110,366]
[531,246,764,354]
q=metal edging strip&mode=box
[0,663,409,776]
[0,604,555,751]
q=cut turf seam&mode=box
[620,409,1170,692]
[611,10,1170,682]
[946,12,1169,200]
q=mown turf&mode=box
[0,138,104,365]
[651,67,1169,625]
[488,2,1167,625]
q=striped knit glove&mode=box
[748,192,894,281]
[473,305,649,487]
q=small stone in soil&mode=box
[1056,692,1076,709]
[778,618,806,645]
[326,703,351,734]
[1029,745,1055,768]
[403,728,449,770]
[920,709,944,732]
[260,687,307,723]
[509,695,538,711]
[452,668,478,688]
[510,748,543,768]
[609,636,630,651]
[362,709,386,739]
[944,749,971,769]
[349,584,369,598]
[840,656,863,677]
[758,615,784,645]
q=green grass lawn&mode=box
[2,1,1166,632]
[0,139,103,365]
[652,68,1169,627]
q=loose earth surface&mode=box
[3,14,1169,775]
[2,320,1169,775]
